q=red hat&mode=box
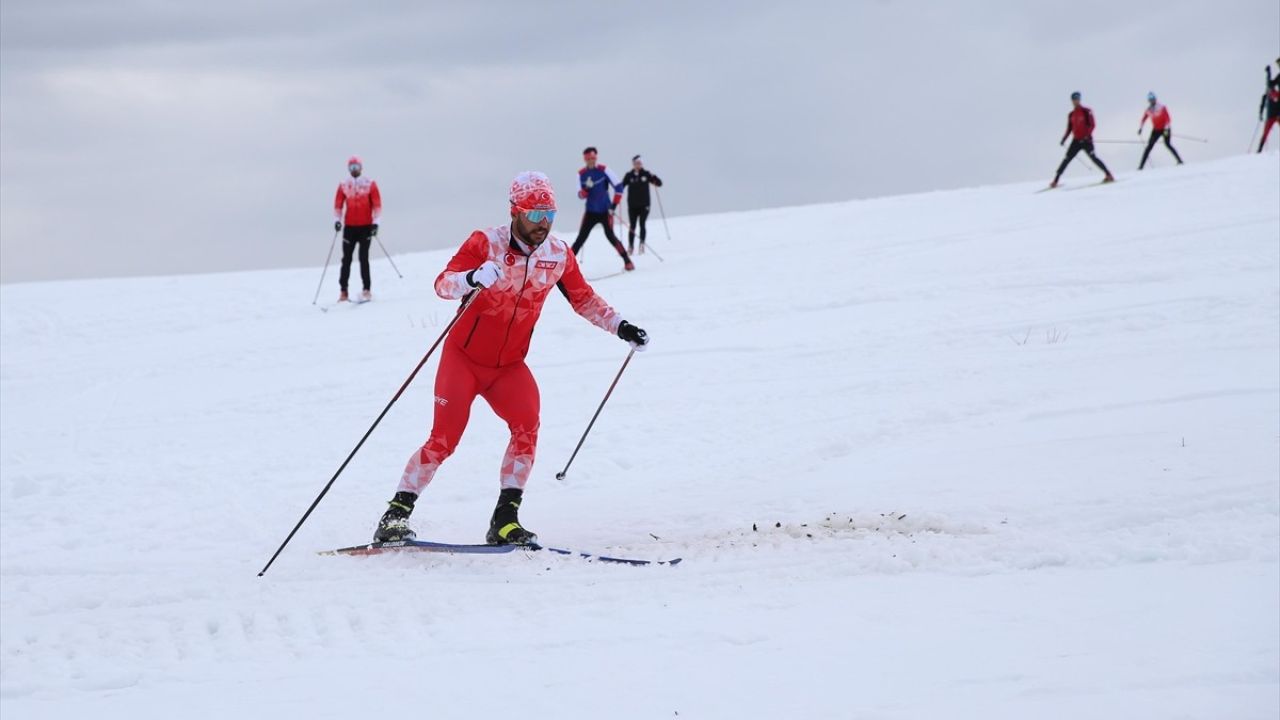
[347,155,362,166]
[509,171,556,214]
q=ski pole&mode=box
[1248,119,1262,153]
[312,230,339,304]
[375,235,404,278]
[652,187,670,262]
[642,241,665,262]
[259,291,480,576]
[555,347,636,482]
[1172,134,1208,143]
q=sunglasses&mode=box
[348,164,362,171]
[523,209,556,223]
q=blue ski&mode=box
[322,539,680,566]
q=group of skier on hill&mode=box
[1049,58,1279,188]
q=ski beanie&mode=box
[509,171,557,215]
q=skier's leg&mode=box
[481,362,540,491]
[358,233,373,291]
[637,207,649,244]
[1261,116,1278,152]
[397,347,481,495]
[1163,130,1183,164]
[601,213,632,263]
[1055,141,1081,180]
[481,363,541,545]
[572,213,598,256]
[1083,139,1112,177]
[627,206,639,252]
[338,228,357,293]
[1140,132,1158,169]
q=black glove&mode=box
[371,224,379,237]
[334,221,342,232]
[618,320,649,349]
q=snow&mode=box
[2,155,1278,718]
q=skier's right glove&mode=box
[334,221,342,232]
[617,320,649,351]
[467,260,502,289]
[578,188,589,199]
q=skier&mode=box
[373,171,650,545]
[1259,58,1280,152]
[1050,91,1115,188]
[620,155,664,255]
[1137,92,1183,169]
[333,156,381,302]
[571,147,634,272]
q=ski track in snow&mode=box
[1,156,1278,719]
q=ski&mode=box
[1064,179,1118,192]
[587,271,626,282]
[321,538,681,566]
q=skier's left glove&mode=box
[371,224,379,237]
[617,320,649,351]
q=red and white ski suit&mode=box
[334,176,382,226]
[398,225,623,495]
[1140,104,1171,132]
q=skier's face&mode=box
[632,159,643,171]
[349,163,362,177]
[515,210,552,245]
[583,151,597,167]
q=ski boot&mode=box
[361,289,372,302]
[1102,173,1116,183]
[637,243,645,256]
[373,491,418,542]
[338,289,350,302]
[623,260,636,272]
[486,488,538,546]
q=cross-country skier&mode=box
[373,171,650,545]
[620,155,664,255]
[571,147,634,272]
[1137,92,1183,169]
[333,156,382,302]
[1050,91,1115,188]
[1259,58,1280,153]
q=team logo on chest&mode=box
[535,260,558,270]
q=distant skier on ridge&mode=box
[1137,92,1183,169]
[372,171,650,546]
[333,156,381,302]
[572,147,634,272]
[1259,58,1280,152]
[1050,91,1115,189]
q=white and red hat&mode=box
[347,155,362,167]
[509,171,556,215]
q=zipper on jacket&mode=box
[495,253,532,367]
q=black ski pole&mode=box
[1248,119,1262,153]
[652,187,671,262]
[258,291,480,576]
[555,348,636,482]
[312,230,339,304]
[375,235,404,279]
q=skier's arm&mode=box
[434,231,491,299]
[1061,117,1071,145]
[606,167,623,208]
[370,181,382,223]
[556,250,622,334]
[1139,110,1148,133]
[1085,109,1095,135]
[650,174,663,187]
[1262,93,1268,119]
[334,186,345,221]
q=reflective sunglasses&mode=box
[348,163,362,172]
[523,209,556,223]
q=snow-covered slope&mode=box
[2,156,1277,719]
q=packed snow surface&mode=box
[2,156,1278,718]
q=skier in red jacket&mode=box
[1260,58,1280,153]
[373,171,650,545]
[1050,92,1115,188]
[1137,92,1183,169]
[333,155,382,302]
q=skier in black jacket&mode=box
[619,155,663,255]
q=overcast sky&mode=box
[1,0,1276,284]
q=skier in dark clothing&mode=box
[619,155,663,255]
[1259,58,1280,153]
[1137,92,1183,169]
[1050,92,1115,188]
[571,147,634,272]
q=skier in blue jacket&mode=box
[571,147,634,272]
